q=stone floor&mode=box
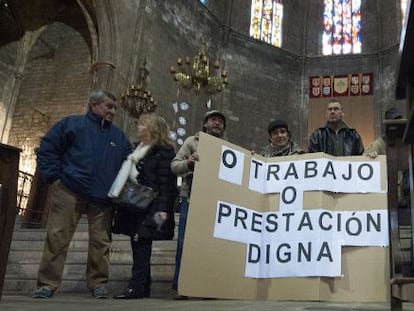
[2,294,414,311]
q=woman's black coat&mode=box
[113,144,178,240]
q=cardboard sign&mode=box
[179,132,389,302]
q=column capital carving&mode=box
[14,72,24,80]
[91,61,116,71]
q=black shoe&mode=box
[114,288,144,299]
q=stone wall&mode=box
[0,42,19,143]
[0,0,406,166]
[6,23,91,174]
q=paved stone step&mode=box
[10,230,125,240]
[4,279,174,297]
[8,251,175,266]
[5,215,179,296]
[7,248,175,264]
[11,230,178,241]
[14,213,181,231]
[9,238,177,251]
[6,263,174,280]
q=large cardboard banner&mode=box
[179,132,389,302]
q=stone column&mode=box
[0,28,46,144]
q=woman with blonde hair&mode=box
[111,113,178,299]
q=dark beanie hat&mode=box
[267,120,288,134]
[203,110,226,128]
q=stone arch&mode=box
[86,0,122,90]
[76,0,99,84]
[8,21,92,175]
[0,0,97,145]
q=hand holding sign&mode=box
[187,152,199,171]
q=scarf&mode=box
[107,143,151,198]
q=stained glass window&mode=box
[322,0,361,55]
[250,0,283,47]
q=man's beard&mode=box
[208,128,223,138]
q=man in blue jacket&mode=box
[32,90,131,299]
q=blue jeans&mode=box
[172,197,189,290]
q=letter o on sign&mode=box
[281,186,297,204]
[222,149,237,169]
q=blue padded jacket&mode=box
[37,111,131,202]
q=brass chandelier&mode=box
[120,60,157,118]
[170,43,228,95]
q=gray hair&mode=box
[88,90,116,109]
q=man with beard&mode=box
[308,99,364,156]
[170,110,226,299]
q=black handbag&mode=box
[112,180,158,210]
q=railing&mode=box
[16,170,34,215]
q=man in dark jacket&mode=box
[308,100,364,156]
[32,90,131,299]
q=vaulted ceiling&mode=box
[0,0,96,51]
